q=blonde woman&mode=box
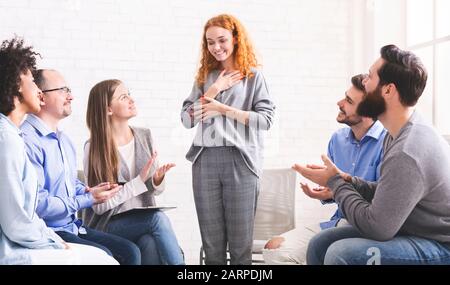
[181,14,275,265]
[83,80,184,265]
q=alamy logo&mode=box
[366,247,381,265]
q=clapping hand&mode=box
[153,162,176,186]
[300,183,333,200]
[86,182,121,204]
[292,155,341,187]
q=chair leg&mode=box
[180,247,185,263]
[199,245,205,265]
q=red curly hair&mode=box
[195,14,258,86]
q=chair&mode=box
[76,170,85,220]
[77,170,85,183]
[199,168,297,264]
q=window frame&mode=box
[406,0,450,134]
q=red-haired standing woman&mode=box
[181,14,275,265]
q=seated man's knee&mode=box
[324,239,370,265]
[306,231,326,265]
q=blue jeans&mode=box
[307,225,450,265]
[107,209,184,265]
[56,227,141,265]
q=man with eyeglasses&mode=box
[20,69,141,265]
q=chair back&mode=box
[253,168,297,241]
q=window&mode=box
[407,0,450,134]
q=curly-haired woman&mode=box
[181,14,276,265]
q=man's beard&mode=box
[337,109,363,126]
[357,85,386,119]
[63,103,72,117]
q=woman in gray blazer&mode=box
[181,14,275,265]
[83,79,184,265]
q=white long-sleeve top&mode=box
[81,127,165,231]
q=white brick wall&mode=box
[1,0,359,264]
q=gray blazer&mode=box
[82,127,162,232]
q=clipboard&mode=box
[132,205,177,211]
[133,205,177,211]
[115,205,177,217]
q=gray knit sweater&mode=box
[328,111,450,243]
[181,68,275,177]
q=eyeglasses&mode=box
[41,86,71,94]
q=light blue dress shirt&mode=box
[20,114,93,235]
[0,114,64,264]
[320,120,386,229]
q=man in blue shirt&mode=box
[21,69,141,265]
[263,74,386,264]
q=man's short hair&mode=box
[33,69,46,90]
[351,74,368,93]
[378,44,427,106]
[0,37,40,115]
